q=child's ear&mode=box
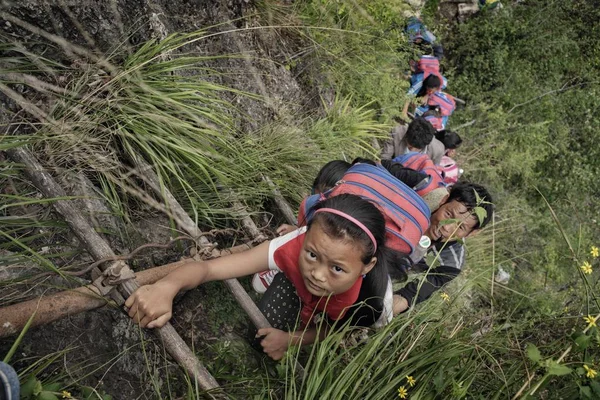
[361,257,377,275]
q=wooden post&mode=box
[6,147,221,394]
[132,157,271,328]
[262,175,297,225]
[0,241,255,338]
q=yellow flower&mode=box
[584,364,598,379]
[440,292,450,302]
[591,246,599,258]
[61,391,72,399]
[581,261,593,275]
[406,375,416,387]
[584,315,597,328]
[398,385,408,399]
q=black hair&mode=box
[434,130,463,150]
[447,182,494,229]
[312,160,351,194]
[351,157,377,166]
[416,74,441,97]
[380,159,429,188]
[405,117,435,150]
[308,194,407,328]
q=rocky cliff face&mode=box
[0,1,319,397]
[1,0,317,130]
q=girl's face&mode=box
[446,148,456,158]
[299,220,376,296]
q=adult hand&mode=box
[257,327,291,360]
[393,294,409,316]
[276,224,297,236]
[124,280,179,328]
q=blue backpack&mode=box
[406,17,437,45]
[298,163,430,255]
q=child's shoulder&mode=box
[268,227,307,272]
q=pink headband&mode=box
[314,208,378,254]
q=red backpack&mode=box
[428,91,456,117]
[415,56,447,89]
[298,163,430,255]
[391,153,447,197]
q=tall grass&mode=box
[1,24,386,227]
[259,0,414,123]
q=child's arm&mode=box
[125,241,271,328]
[257,326,328,360]
[401,99,411,121]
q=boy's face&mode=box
[425,200,478,242]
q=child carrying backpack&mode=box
[392,152,447,198]
[298,163,431,256]
[127,194,400,360]
[405,16,444,60]
[434,130,464,185]
[438,155,462,185]
[415,91,457,131]
[408,55,448,97]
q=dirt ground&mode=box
[0,0,319,398]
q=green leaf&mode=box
[473,206,487,226]
[33,379,44,396]
[546,360,572,376]
[526,343,541,363]
[36,391,60,400]
[580,386,593,399]
[21,375,38,397]
[439,218,460,227]
[574,334,591,350]
[433,367,444,393]
[590,381,600,395]
[42,383,62,392]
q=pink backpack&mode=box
[438,156,461,185]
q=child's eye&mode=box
[331,265,345,274]
[307,251,317,260]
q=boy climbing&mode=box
[381,117,445,165]
[392,182,494,314]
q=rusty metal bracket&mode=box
[91,261,136,305]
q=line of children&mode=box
[125,15,493,363]
[384,18,488,313]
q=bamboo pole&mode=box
[0,241,255,338]
[6,147,221,393]
[133,157,271,329]
[133,157,305,378]
[262,175,296,225]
